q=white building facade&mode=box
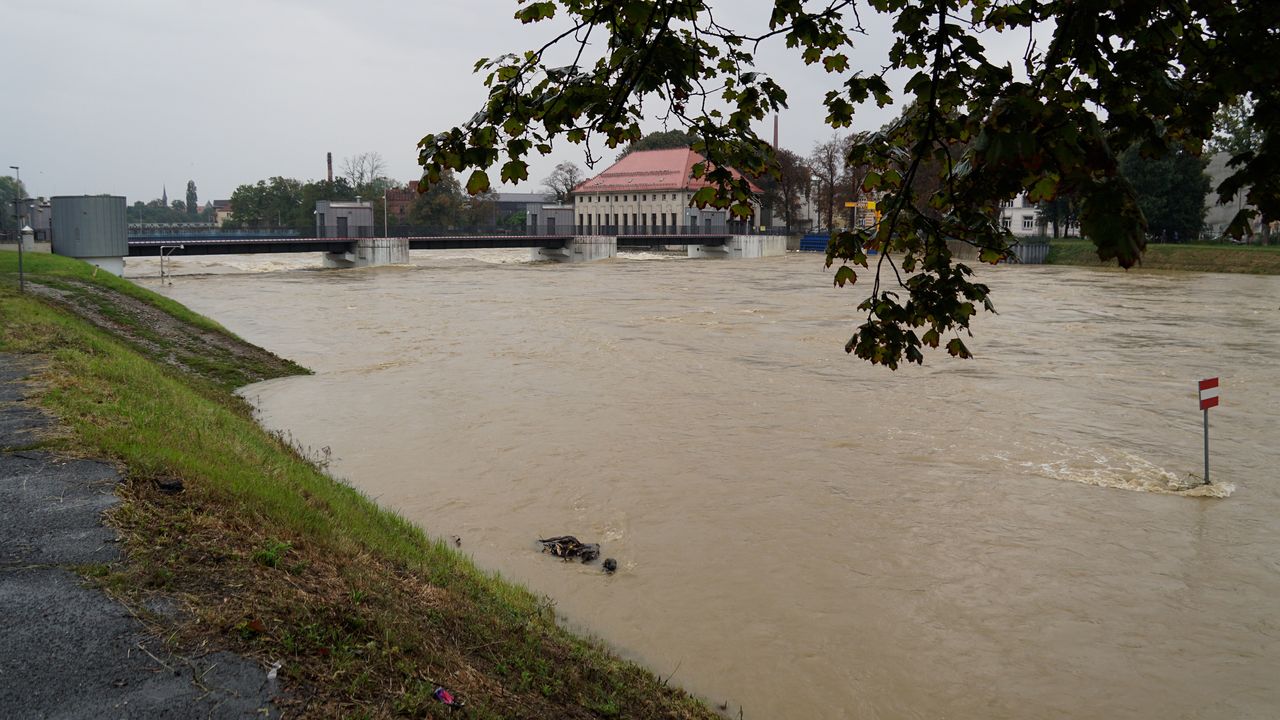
[571,148,761,234]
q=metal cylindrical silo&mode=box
[51,195,128,259]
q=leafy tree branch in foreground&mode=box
[417,0,1280,368]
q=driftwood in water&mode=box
[538,535,601,562]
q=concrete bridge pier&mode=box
[532,235,617,263]
[324,238,410,268]
[688,235,787,260]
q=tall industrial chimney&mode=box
[327,152,333,183]
[773,115,779,149]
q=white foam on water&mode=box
[996,445,1235,498]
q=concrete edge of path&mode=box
[0,352,281,718]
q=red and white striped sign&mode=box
[1199,377,1220,410]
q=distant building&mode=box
[385,186,417,227]
[570,148,762,234]
[525,203,573,235]
[1202,151,1274,239]
[495,192,551,223]
[999,193,1050,237]
[316,199,374,238]
[209,200,233,227]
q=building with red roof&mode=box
[569,148,762,234]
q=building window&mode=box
[651,213,657,228]
[1001,199,1013,208]
[1001,217,1012,230]
[1022,216,1034,230]
[631,213,638,227]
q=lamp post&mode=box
[383,189,388,238]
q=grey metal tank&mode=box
[51,195,128,275]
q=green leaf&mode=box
[833,265,856,287]
[465,170,491,195]
[514,2,556,23]
[500,160,529,184]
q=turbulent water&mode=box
[134,251,1280,719]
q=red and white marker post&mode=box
[1198,378,1220,485]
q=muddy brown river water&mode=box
[136,252,1280,719]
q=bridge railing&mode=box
[128,227,301,238]
[608,224,785,237]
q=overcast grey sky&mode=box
[3,1,1032,204]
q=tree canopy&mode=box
[617,128,697,158]
[543,161,585,203]
[417,0,1280,368]
[1119,145,1210,243]
[1,176,27,236]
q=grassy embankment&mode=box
[1046,239,1280,274]
[0,251,715,719]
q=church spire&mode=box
[162,185,168,206]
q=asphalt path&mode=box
[0,354,278,719]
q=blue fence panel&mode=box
[799,233,829,252]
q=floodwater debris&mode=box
[538,535,601,563]
[603,558,618,573]
[432,685,465,710]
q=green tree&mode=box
[1,175,27,236]
[1036,197,1080,239]
[228,177,305,230]
[186,180,198,217]
[753,147,811,232]
[1209,96,1265,158]
[617,129,696,158]
[1119,145,1210,243]
[417,0,1280,368]
[127,198,191,224]
[409,172,467,228]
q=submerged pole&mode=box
[1203,407,1210,485]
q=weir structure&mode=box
[123,231,788,267]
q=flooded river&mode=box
[136,252,1280,719]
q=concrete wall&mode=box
[532,235,617,263]
[688,235,787,260]
[323,238,410,268]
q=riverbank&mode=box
[1046,239,1280,274]
[0,251,717,718]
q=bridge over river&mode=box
[125,227,788,268]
